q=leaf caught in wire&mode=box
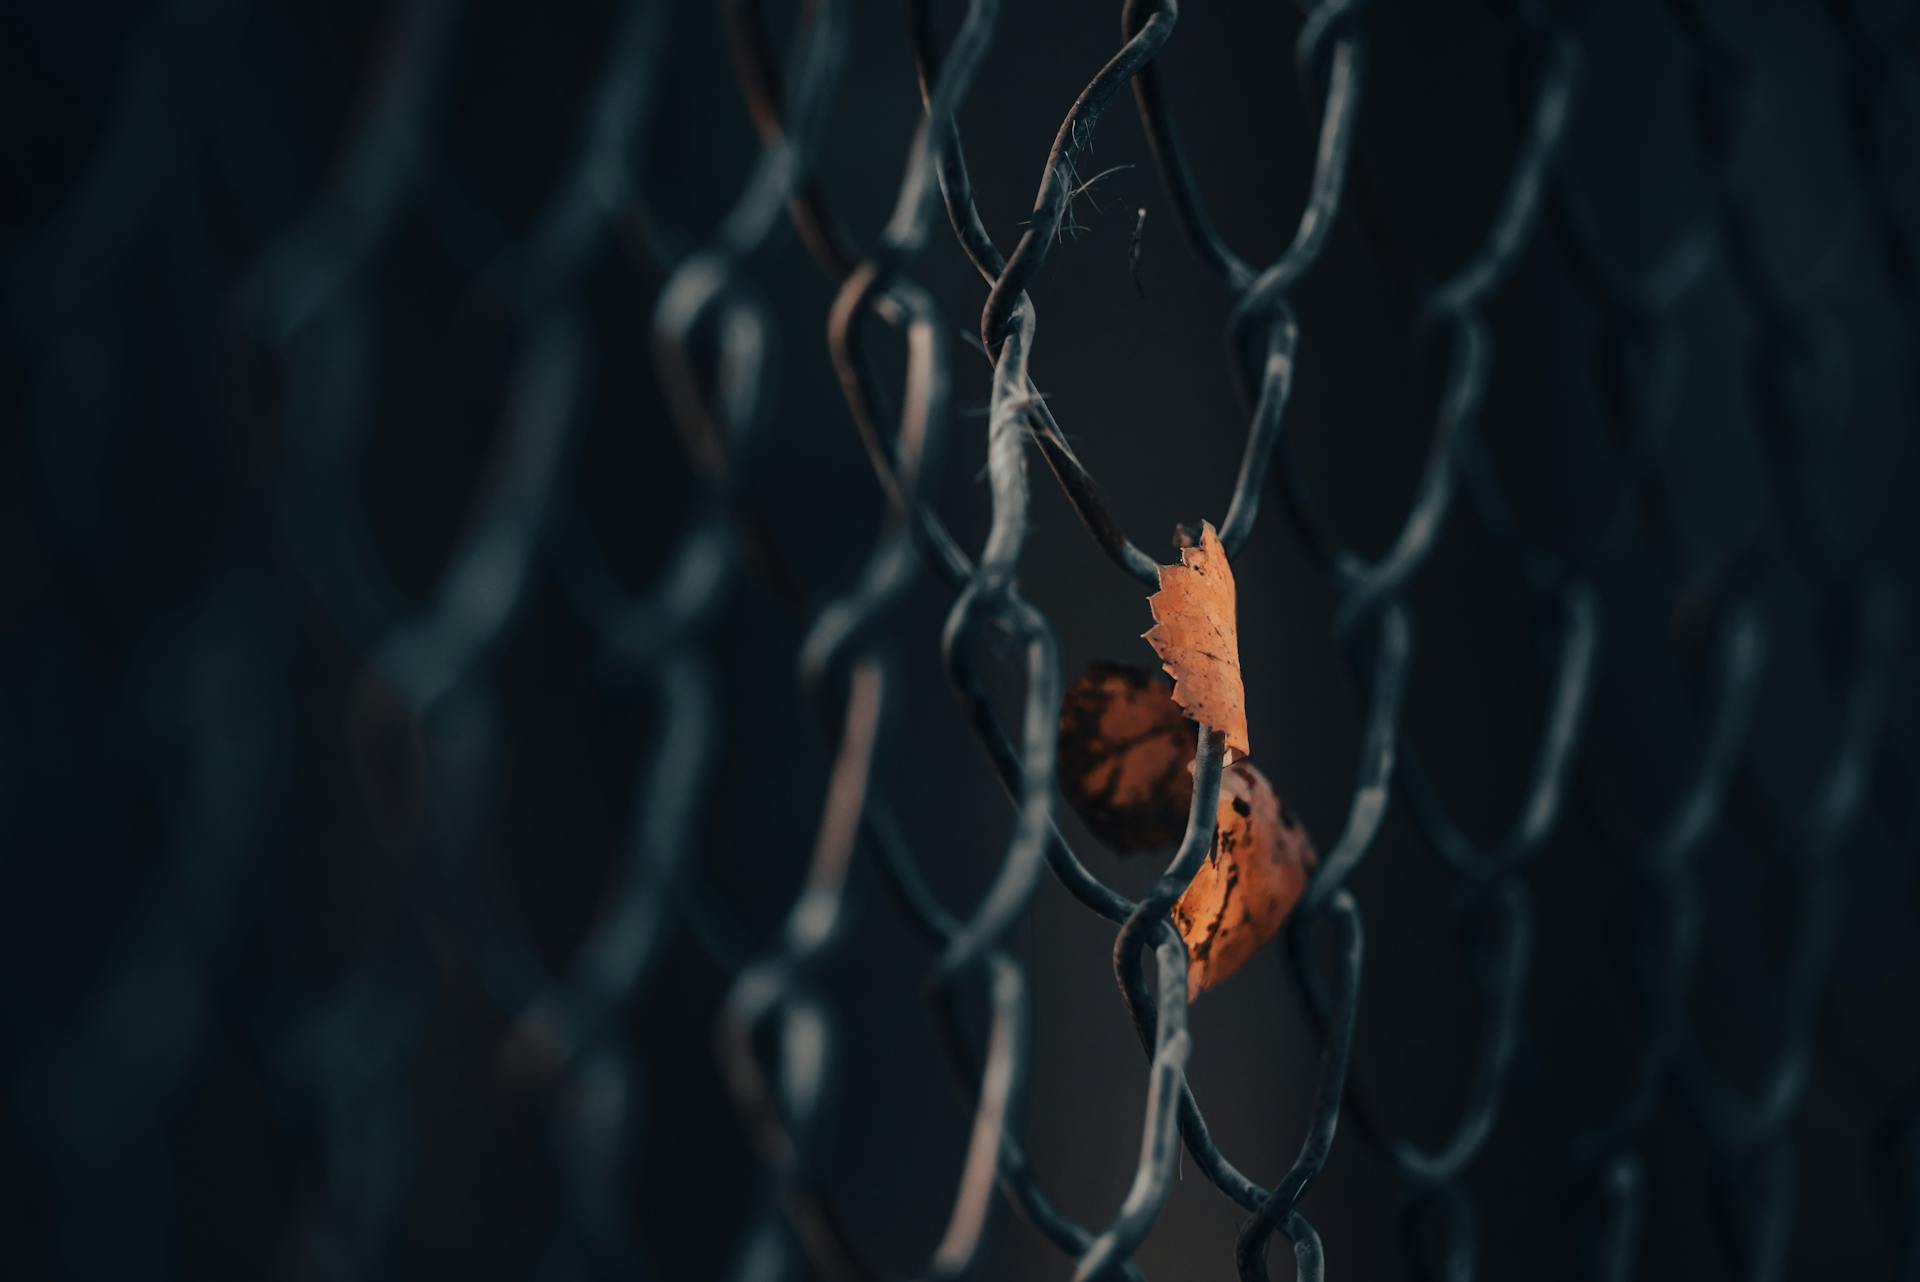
[1172,762,1317,1002]
[1057,661,1198,855]
[1142,520,1250,764]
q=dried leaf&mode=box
[1057,661,1197,855]
[1171,762,1317,1002]
[1142,520,1250,764]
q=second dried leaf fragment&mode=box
[1172,762,1318,1003]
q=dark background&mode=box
[3,1,1918,1279]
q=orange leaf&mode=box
[1171,762,1317,1002]
[1142,521,1250,764]
[1057,662,1198,855]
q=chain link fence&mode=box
[3,0,1919,1279]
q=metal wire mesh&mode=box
[5,0,1919,1279]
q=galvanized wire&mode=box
[5,1,1918,1280]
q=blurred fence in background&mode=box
[3,1,1919,1279]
